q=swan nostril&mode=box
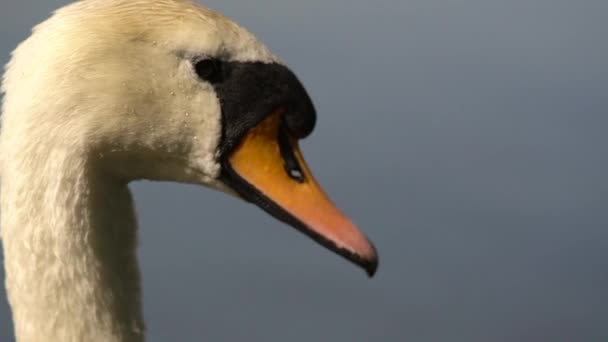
[278,123,306,183]
[288,168,304,182]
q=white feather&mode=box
[1,1,278,341]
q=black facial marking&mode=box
[201,61,316,157]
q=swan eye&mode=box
[194,58,223,84]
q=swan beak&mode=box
[222,112,378,277]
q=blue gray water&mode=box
[1,1,607,341]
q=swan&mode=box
[0,0,378,341]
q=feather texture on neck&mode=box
[1,145,144,341]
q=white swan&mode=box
[0,1,378,341]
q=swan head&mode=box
[1,0,378,276]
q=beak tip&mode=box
[359,241,379,278]
[365,260,378,278]
[351,240,379,278]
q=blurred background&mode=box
[1,0,607,341]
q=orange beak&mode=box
[222,111,378,276]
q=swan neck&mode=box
[1,149,144,342]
